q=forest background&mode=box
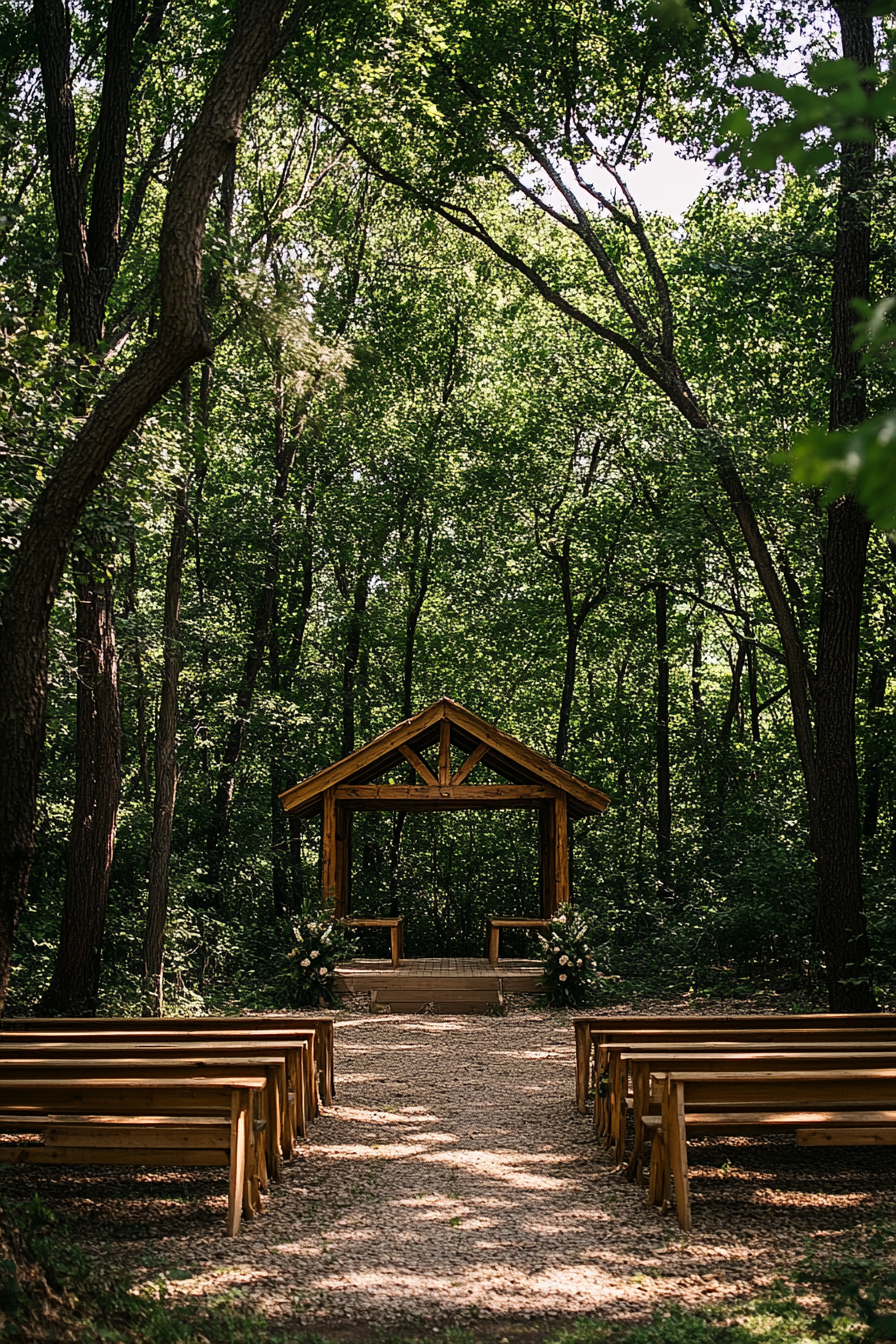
[1,0,895,1019]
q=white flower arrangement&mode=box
[288,902,356,1006]
[537,908,599,1008]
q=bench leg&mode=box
[390,927,400,969]
[668,1085,691,1233]
[227,1091,248,1236]
[647,1128,664,1206]
[575,1023,589,1113]
[488,925,500,965]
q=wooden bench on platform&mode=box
[486,917,551,965]
[342,917,404,968]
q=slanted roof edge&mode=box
[279,697,609,816]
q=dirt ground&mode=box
[2,1001,894,1334]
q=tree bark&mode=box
[862,660,887,839]
[341,575,370,759]
[0,0,293,1009]
[37,552,121,1014]
[813,0,876,1011]
[142,454,189,1016]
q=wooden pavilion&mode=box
[278,698,609,1010]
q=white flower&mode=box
[319,966,328,976]
[556,915,567,924]
[552,946,560,953]
[559,955,570,966]
[301,958,311,968]
[559,973,567,982]
[310,949,319,959]
[576,958,583,967]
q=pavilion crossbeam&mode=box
[334,785,561,811]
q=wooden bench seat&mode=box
[0,1039,310,1157]
[573,1013,896,1112]
[1,1016,336,1108]
[617,1048,896,1181]
[0,1072,269,1236]
[0,1055,284,1183]
[342,917,403,968]
[647,1068,896,1231]
[486,917,551,965]
[592,1026,896,1137]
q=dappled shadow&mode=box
[3,1011,895,1328]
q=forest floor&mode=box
[2,998,895,1341]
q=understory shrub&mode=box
[537,907,599,1008]
[287,903,356,1006]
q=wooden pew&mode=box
[592,1024,896,1136]
[619,1047,896,1181]
[646,1067,896,1231]
[0,1055,286,1182]
[1,1016,331,1111]
[596,1032,896,1150]
[0,1042,306,1169]
[573,1013,896,1112]
[0,1071,269,1236]
[1,1016,336,1109]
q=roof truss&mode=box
[279,698,609,820]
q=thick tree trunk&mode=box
[813,0,876,1011]
[142,467,189,1015]
[862,660,887,839]
[655,584,672,894]
[341,575,370,759]
[38,553,121,1014]
[0,0,293,1008]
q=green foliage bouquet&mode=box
[287,904,356,1007]
[537,908,598,1008]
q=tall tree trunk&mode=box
[0,0,293,1009]
[862,660,887,839]
[813,0,876,1010]
[655,583,672,893]
[341,575,370,758]
[38,551,121,1014]
[124,537,152,806]
[142,454,189,1016]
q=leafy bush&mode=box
[286,903,356,1006]
[537,908,599,1008]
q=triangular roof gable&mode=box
[278,697,610,819]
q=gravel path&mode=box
[3,1006,895,1333]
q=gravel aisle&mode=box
[4,1007,895,1331]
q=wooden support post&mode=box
[321,788,337,909]
[554,793,569,908]
[334,804,351,917]
[438,719,451,785]
[539,804,556,918]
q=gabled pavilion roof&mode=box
[279,697,610,820]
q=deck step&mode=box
[335,956,542,1014]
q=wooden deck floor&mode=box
[335,957,543,1013]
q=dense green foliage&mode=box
[1,0,895,1012]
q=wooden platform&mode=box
[334,958,543,1014]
